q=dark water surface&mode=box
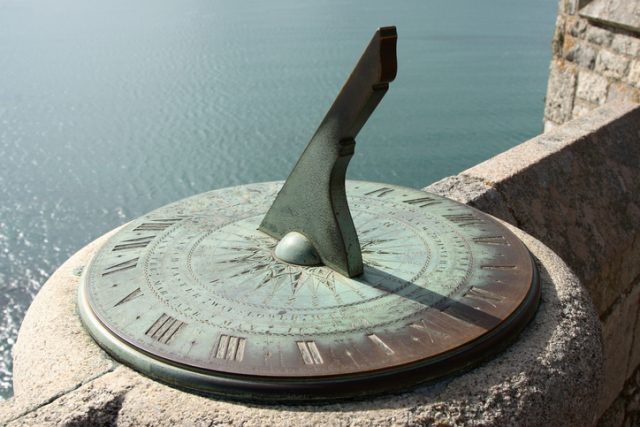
[0,0,556,398]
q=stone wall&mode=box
[543,0,640,130]
[428,101,640,425]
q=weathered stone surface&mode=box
[577,70,609,103]
[587,25,614,46]
[565,37,598,68]
[2,225,603,427]
[580,0,640,34]
[628,60,640,88]
[0,229,122,424]
[424,174,517,224]
[545,60,578,124]
[553,16,568,58]
[607,82,640,103]
[597,366,640,427]
[599,284,640,415]
[450,102,640,316]
[627,281,640,379]
[611,33,640,57]
[595,49,631,79]
[569,16,589,38]
[572,98,598,118]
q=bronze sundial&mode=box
[77,27,540,401]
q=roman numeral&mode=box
[114,288,143,307]
[133,218,181,232]
[443,213,484,227]
[364,187,394,197]
[102,258,139,276]
[113,236,155,251]
[213,335,246,362]
[464,287,505,308]
[368,334,394,355]
[403,196,441,207]
[297,341,323,365]
[473,235,509,246]
[145,313,186,344]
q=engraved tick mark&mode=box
[113,236,155,251]
[114,287,143,307]
[297,341,323,365]
[443,214,485,227]
[364,187,394,197]
[368,334,394,355]
[403,196,441,208]
[473,235,509,246]
[480,265,517,270]
[134,218,181,232]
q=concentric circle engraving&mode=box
[79,181,539,400]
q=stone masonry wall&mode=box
[428,102,640,425]
[544,0,640,130]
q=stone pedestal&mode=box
[0,221,602,426]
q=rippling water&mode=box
[0,0,556,398]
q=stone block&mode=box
[586,25,613,47]
[545,60,578,124]
[544,120,558,132]
[572,98,598,118]
[611,33,640,57]
[599,285,640,415]
[628,281,640,378]
[577,71,609,103]
[596,49,631,79]
[553,16,568,58]
[565,37,598,68]
[562,0,579,15]
[569,16,589,38]
[607,82,640,104]
[579,0,640,34]
[628,60,640,88]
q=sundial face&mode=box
[78,181,539,400]
[77,27,540,401]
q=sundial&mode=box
[78,27,540,402]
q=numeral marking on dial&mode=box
[134,218,181,232]
[145,313,186,344]
[464,287,504,308]
[367,334,394,355]
[297,341,323,365]
[113,236,155,251]
[403,196,441,207]
[214,335,246,361]
[102,258,139,276]
[473,235,509,246]
[364,187,394,197]
[114,288,143,307]
[443,213,484,227]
